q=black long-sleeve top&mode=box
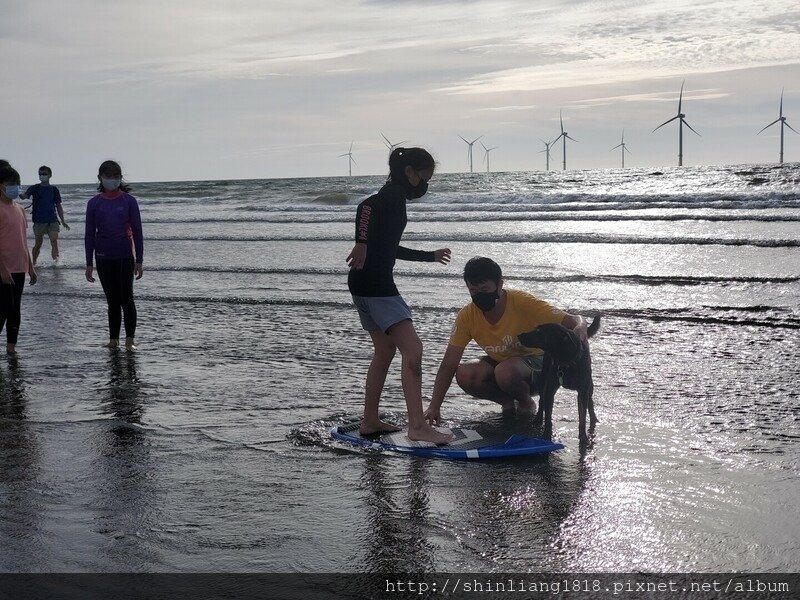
[347,181,434,297]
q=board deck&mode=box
[330,422,564,459]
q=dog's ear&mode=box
[518,331,538,347]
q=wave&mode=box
[141,213,800,224]
[140,266,800,286]
[28,290,800,329]
[142,233,800,247]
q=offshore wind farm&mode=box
[336,83,795,176]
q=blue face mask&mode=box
[2,185,21,199]
[101,178,121,191]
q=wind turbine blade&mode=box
[682,119,701,136]
[566,135,578,142]
[625,147,633,155]
[553,132,565,142]
[351,157,357,165]
[349,141,354,152]
[610,143,622,151]
[757,119,781,134]
[559,111,564,133]
[678,79,685,114]
[380,133,391,145]
[785,121,800,135]
[471,136,483,144]
[458,135,469,144]
[653,115,679,132]
[481,142,488,151]
[338,153,349,158]
[780,88,784,117]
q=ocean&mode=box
[1,164,798,573]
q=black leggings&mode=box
[96,258,137,339]
[0,273,26,345]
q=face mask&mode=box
[2,185,21,199]
[471,289,499,312]
[406,179,428,199]
[101,178,121,191]
[39,175,50,183]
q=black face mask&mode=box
[404,179,428,199]
[471,289,499,312]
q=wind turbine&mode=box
[758,88,797,164]
[538,138,555,171]
[380,132,407,151]
[339,142,356,176]
[653,80,700,167]
[552,111,577,170]
[610,130,632,168]
[459,135,483,173]
[481,142,497,173]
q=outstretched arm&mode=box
[424,344,465,425]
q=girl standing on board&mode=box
[84,160,143,351]
[0,164,37,355]
[346,147,453,445]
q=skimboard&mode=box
[330,422,564,459]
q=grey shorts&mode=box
[33,222,60,236]
[352,295,412,333]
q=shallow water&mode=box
[1,164,798,572]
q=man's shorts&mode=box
[480,354,544,383]
[33,222,60,236]
[352,295,412,333]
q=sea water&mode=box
[0,164,798,572]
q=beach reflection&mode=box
[0,356,42,570]
[92,350,161,568]
[358,455,436,572]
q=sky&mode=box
[3,0,800,183]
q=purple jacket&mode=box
[84,191,144,266]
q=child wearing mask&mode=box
[84,160,144,351]
[0,163,37,354]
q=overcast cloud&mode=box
[3,0,799,182]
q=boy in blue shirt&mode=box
[20,165,70,263]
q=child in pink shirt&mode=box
[0,164,37,354]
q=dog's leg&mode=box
[577,388,589,443]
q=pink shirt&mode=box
[0,201,30,274]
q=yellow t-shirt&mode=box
[448,289,567,362]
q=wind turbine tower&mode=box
[339,142,356,176]
[653,80,700,166]
[758,89,797,164]
[481,142,497,173]
[539,138,554,171]
[553,111,577,170]
[610,130,632,168]
[381,133,407,152]
[459,135,483,173]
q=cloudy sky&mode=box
[3,0,799,182]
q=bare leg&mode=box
[360,329,401,434]
[385,320,452,444]
[493,358,537,415]
[32,234,44,264]
[455,359,516,414]
[48,232,59,260]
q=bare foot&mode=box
[407,424,453,445]
[105,339,120,349]
[125,338,137,351]
[359,419,401,435]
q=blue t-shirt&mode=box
[25,184,62,224]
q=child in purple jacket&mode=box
[84,160,143,351]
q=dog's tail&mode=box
[587,315,601,338]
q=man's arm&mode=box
[561,313,588,344]
[424,344,466,425]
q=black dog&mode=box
[518,316,601,442]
